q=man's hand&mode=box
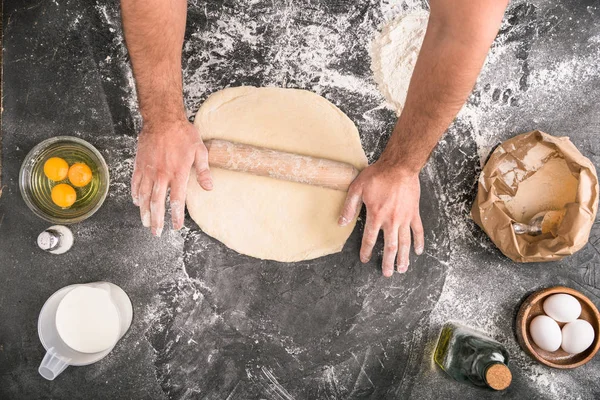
[122,0,196,235]
[131,119,213,236]
[343,0,508,277]
[339,160,424,277]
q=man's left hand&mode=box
[339,160,424,277]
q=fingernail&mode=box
[338,216,348,226]
[142,211,151,228]
[205,180,214,190]
[153,227,163,237]
[133,197,139,206]
[415,246,424,255]
[360,255,370,263]
[174,219,185,231]
[397,263,409,273]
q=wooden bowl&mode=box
[516,286,600,369]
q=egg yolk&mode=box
[43,157,69,181]
[68,163,93,187]
[51,184,77,208]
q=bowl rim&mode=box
[516,285,600,369]
[19,136,110,224]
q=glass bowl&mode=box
[19,136,110,224]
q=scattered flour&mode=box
[94,0,598,397]
[370,11,429,114]
[368,3,599,398]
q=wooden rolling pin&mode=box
[205,139,359,192]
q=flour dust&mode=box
[90,0,598,398]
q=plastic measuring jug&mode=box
[37,282,133,380]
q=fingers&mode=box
[339,183,362,226]
[360,212,381,265]
[195,147,213,191]
[397,225,411,273]
[411,214,425,256]
[169,174,188,231]
[150,176,168,237]
[131,162,142,206]
[382,226,398,278]
[138,174,154,229]
[138,170,188,235]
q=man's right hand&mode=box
[122,0,202,236]
[131,119,213,237]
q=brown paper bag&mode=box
[471,130,599,262]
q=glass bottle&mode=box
[434,322,512,391]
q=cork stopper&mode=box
[485,364,512,390]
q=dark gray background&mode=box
[1,0,599,399]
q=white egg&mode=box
[561,319,595,354]
[543,294,582,323]
[529,315,562,352]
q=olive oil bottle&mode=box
[434,322,512,391]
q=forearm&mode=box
[381,0,508,172]
[121,0,188,124]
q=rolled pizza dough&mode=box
[186,87,368,262]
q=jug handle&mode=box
[39,347,71,380]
